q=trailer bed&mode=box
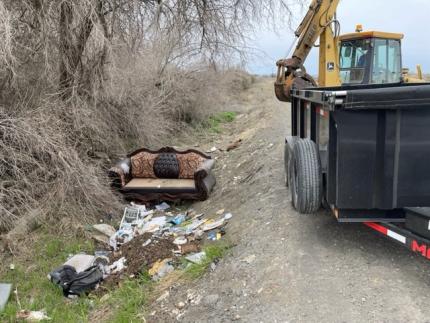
[288,82,430,222]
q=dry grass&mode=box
[0,99,121,233]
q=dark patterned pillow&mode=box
[153,153,180,178]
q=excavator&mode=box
[274,0,424,102]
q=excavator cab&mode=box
[338,30,404,85]
[275,0,425,103]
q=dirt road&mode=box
[153,78,430,323]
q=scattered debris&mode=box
[9,264,15,270]
[138,216,167,235]
[16,310,51,321]
[180,243,200,255]
[207,231,222,241]
[186,289,202,306]
[102,233,176,289]
[242,254,256,264]
[210,262,217,271]
[94,253,110,267]
[156,291,170,303]
[120,205,153,230]
[142,239,152,247]
[227,139,242,151]
[207,146,218,153]
[107,257,127,275]
[155,202,170,211]
[91,233,111,245]
[173,237,188,245]
[216,209,225,215]
[185,252,206,264]
[224,213,233,220]
[149,259,174,281]
[176,301,186,309]
[0,283,12,312]
[64,254,95,273]
[93,224,116,237]
[109,228,134,250]
[48,202,232,297]
[169,214,186,225]
[49,264,103,298]
[202,218,225,232]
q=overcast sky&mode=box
[248,0,430,75]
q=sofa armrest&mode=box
[195,159,215,178]
[194,159,216,199]
[108,158,131,188]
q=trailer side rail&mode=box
[364,222,430,261]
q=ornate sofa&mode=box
[108,147,216,202]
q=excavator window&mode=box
[372,39,402,84]
[339,39,371,84]
[339,38,402,85]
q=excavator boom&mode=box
[275,0,341,102]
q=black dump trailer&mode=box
[284,82,430,260]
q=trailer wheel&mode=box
[289,138,322,214]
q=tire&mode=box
[288,138,322,214]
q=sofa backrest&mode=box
[130,150,208,179]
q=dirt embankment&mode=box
[150,77,430,323]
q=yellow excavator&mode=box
[275,0,424,102]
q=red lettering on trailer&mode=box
[411,240,427,257]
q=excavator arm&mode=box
[275,0,341,102]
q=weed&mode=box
[205,111,237,133]
[185,242,231,279]
[107,274,152,323]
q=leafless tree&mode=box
[0,0,300,97]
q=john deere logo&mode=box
[327,62,335,71]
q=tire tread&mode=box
[291,138,322,213]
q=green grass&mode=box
[0,232,152,323]
[0,233,96,322]
[184,242,231,279]
[0,232,231,322]
[205,111,237,133]
[106,273,152,323]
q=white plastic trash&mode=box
[64,254,95,273]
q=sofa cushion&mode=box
[153,153,180,178]
[177,152,207,179]
[123,178,196,193]
[131,152,157,178]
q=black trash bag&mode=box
[49,265,103,297]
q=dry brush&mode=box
[0,0,298,233]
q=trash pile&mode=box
[48,202,232,298]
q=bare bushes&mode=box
[0,100,120,232]
[0,58,246,232]
[0,0,294,233]
[103,53,237,147]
